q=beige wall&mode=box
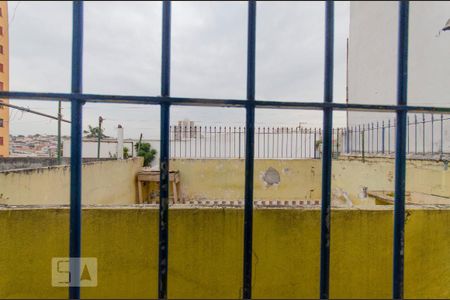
[0,158,143,205]
[168,158,450,203]
[2,157,448,206]
[0,206,449,299]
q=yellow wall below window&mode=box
[0,207,448,299]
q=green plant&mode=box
[123,147,130,159]
[83,125,108,138]
[135,142,157,166]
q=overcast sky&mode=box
[7,1,349,139]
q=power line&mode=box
[1,102,71,123]
[8,1,21,27]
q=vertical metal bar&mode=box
[377,121,379,154]
[331,128,334,156]
[350,127,353,153]
[300,127,303,158]
[229,126,232,158]
[239,126,242,159]
[366,125,370,154]
[431,114,434,156]
[268,127,270,158]
[214,126,217,158]
[170,125,173,158]
[275,127,278,158]
[184,126,187,158]
[159,1,171,299]
[224,126,227,158]
[173,126,176,158]
[257,127,260,158]
[406,116,409,154]
[346,126,349,154]
[371,123,374,154]
[314,128,317,158]
[263,127,266,158]
[243,1,256,298]
[218,126,222,158]
[195,126,198,158]
[319,128,322,158]
[189,125,192,158]
[290,128,293,158]
[414,114,417,154]
[305,128,308,157]
[286,127,289,158]
[393,2,409,299]
[440,114,444,157]
[69,2,83,299]
[362,125,365,161]
[388,119,391,154]
[234,126,236,158]
[349,127,351,153]
[320,1,334,298]
[422,113,425,155]
[57,100,62,164]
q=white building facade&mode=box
[347,1,450,155]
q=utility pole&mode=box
[137,133,143,153]
[97,116,104,159]
[57,100,62,164]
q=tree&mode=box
[135,142,157,166]
[83,125,108,138]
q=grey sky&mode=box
[8,1,349,139]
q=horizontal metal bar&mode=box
[1,91,450,113]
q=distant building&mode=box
[9,134,58,157]
[174,119,197,140]
[0,2,9,157]
[347,1,450,153]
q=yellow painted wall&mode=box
[333,157,450,201]
[0,158,143,205]
[167,158,450,203]
[0,1,9,157]
[170,159,321,202]
[0,207,448,299]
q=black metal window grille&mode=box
[1,1,450,299]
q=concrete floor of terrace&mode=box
[0,204,449,299]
